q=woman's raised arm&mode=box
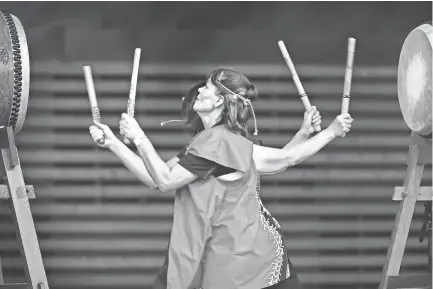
[253,114,353,175]
[90,121,181,192]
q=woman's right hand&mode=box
[328,113,354,137]
[89,121,118,149]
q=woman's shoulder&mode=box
[191,124,252,147]
[187,124,254,173]
[246,135,263,146]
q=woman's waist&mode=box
[205,225,283,262]
[201,247,285,289]
[212,208,283,242]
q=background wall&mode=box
[0,1,431,64]
[0,2,431,289]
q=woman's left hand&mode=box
[301,106,322,135]
[119,113,145,142]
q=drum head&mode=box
[398,23,432,136]
[0,10,30,135]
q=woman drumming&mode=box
[155,80,311,289]
[89,67,353,289]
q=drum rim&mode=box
[11,14,29,135]
[0,10,24,128]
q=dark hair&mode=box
[207,67,258,136]
[181,81,205,135]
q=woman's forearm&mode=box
[109,138,158,189]
[254,128,336,175]
[286,128,335,165]
[282,129,310,150]
[134,135,174,191]
[134,135,197,192]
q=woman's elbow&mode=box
[282,153,299,168]
[290,156,303,167]
[271,150,299,170]
[157,178,176,193]
[258,159,296,175]
[136,176,159,191]
[143,182,171,194]
[158,183,171,193]
[140,180,159,191]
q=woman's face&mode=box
[193,78,223,113]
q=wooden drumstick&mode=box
[342,38,356,114]
[341,38,356,138]
[278,40,321,132]
[83,66,105,145]
[123,48,142,144]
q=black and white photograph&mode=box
[0,1,431,289]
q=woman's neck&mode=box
[198,110,223,130]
